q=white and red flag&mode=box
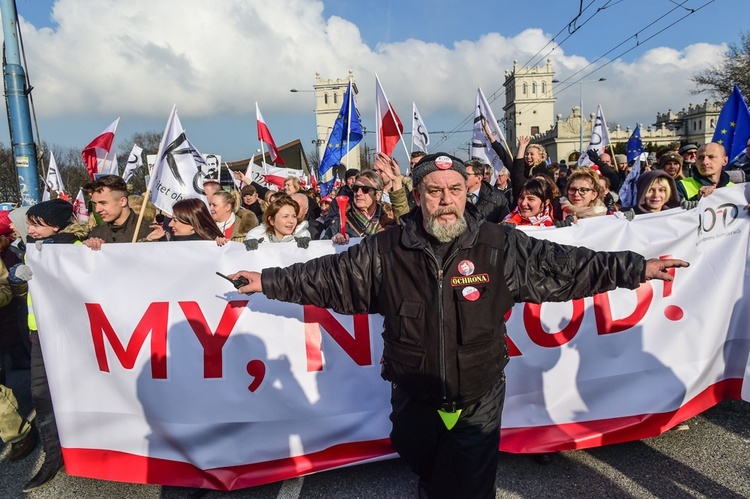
[72,188,88,222]
[42,151,65,202]
[256,103,285,165]
[81,118,119,180]
[375,75,404,157]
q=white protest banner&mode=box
[26,185,750,490]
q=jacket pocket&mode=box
[382,339,427,395]
[457,340,504,401]
[395,300,424,346]
[454,285,496,345]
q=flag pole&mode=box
[390,104,410,174]
[609,144,619,171]
[345,80,352,170]
[132,108,172,242]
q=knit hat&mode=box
[26,199,73,229]
[614,154,628,166]
[412,153,468,187]
[678,143,698,155]
[0,211,11,236]
[344,169,359,181]
[658,153,683,169]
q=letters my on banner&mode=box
[26,185,750,491]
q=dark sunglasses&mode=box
[352,184,378,194]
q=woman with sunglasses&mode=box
[323,171,397,242]
[143,198,224,242]
[560,167,609,220]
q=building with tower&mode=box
[313,71,361,172]
[502,60,556,147]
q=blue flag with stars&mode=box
[319,173,338,198]
[626,124,644,163]
[319,81,363,176]
[712,85,750,161]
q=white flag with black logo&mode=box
[579,104,611,166]
[123,145,143,183]
[412,102,430,153]
[471,87,507,184]
[42,152,65,201]
[147,106,208,215]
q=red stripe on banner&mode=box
[60,379,742,490]
[62,438,396,491]
[500,378,743,453]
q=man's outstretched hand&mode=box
[229,271,263,294]
[644,258,689,281]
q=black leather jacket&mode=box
[263,209,646,408]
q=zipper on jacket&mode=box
[426,245,462,406]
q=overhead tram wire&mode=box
[432,0,614,149]
[552,0,694,93]
[433,0,715,151]
[552,0,716,100]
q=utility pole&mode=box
[1,0,40,205]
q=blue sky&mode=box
[1,0,746,167]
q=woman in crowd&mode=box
[9,200,88,491]
[209,190,258,241]
[657,152,685,181]
[144,198,225,242]
[282,176,301,196]
[503,177,556,227]
[322,171,397,242]
[483,119,550,203]
[561,167,609,220]
[244,196,311,246]
[622,170,681,216]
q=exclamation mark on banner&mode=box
[660,255,684,321]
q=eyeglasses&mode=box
[352,184,378,194]
[567,187,594,195]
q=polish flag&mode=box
[264,165,302,189]
[375,75,404,157]
[72,188,89,222]
[256,103,285,165]
[81,118,119,180]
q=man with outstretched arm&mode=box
[230,153,688,499]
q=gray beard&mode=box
[424,214,467,243]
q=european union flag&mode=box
[626,124,644,163]
[319,173,338,198]
[712,85,750,161]
[319,81,363,176]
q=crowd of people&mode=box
[0,128,747,496]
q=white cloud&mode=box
[13,0,728,151]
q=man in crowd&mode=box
[493,166,512,206]
[465,159,510,223]
[679,143,698,177]
[241,185,263,218]
[676,142,733,203]
[230,152,687,498]
[83,175,151,248]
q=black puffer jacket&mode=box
[474,180,510,223]
[263,210,646,408]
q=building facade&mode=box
[503,61,721,163]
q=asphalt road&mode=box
[1,367,748,499]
